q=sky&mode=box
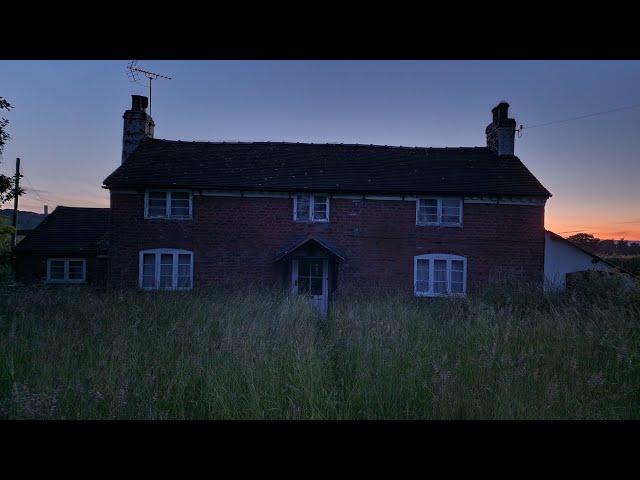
[1,60,639,240]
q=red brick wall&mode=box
[14,253,106,286]
[108,192,545,294]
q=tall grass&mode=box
[605,255,640,276]
[0,279,639,419]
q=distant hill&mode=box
[0,209,46,230]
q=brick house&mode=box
[98,95,550,313]
[13,206,110,285]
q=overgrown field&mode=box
[1,279,639,419]
[605,255,640,276]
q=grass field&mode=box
[0,279,639,419]
[605,255,640,276]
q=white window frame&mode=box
[416,197,463,227]
[46,258,87,284]
[138,248,194,291]
[293,194,330,223]
[144,189,193,220]
[413,253,467,297]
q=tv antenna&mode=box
[126,60,172,115]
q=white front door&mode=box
[292,257,329,315]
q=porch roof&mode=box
[275,235,346,263]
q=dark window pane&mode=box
[148,191,167,217]
[313,196,328,220]
[49,260,65,280]
[309,260,322,277]
[170,193,190,217]
[68,261,84,280]
[296,195,310,220]
[298,260,310,277]
[434,281,448,294]
[416,259,429,282]
[297,277,311,295]
[309,277,323,295]
[415,280,429,293]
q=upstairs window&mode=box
[145,190,192,219]
[416,198,462,226]
[139,249,193,290]
[294,194,329,222]
[414,254,466,297]
[47,258,86,283]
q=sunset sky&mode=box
[1,60,639,240]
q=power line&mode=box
[21,172,49,206]
[523,102,640,130]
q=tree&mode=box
[0,96,23,205]
[567,233,601,253]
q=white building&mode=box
[544,230,622,291]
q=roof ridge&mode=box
[148,137,489,151]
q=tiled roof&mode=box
[275,235,346,262]
[14,206,110,254]
[103,139,551,198]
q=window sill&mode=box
[46,280,86,284]
[140,287,193,291]
[414,291,466,298]
[294,219,330,224]
[416,223,462,228]
[144,216,193,221]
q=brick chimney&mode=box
[122,95,154,163]
[485,102,516,156]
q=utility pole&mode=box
[11,157,20,247]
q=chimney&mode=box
[485,102,516,156]
[44,205,48,216]
[122,95,154,163]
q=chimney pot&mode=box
[131,95,148,112]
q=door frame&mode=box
[291,255,329,315]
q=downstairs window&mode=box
[47,258,86,283]
[414,254,466,297]
[139,249,194,290]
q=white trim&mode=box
[46,258,86,284]
[144,189,193,219]
[152,189,544,205]
[293,194,330,223]
[364,195,404,201]
[201,190,243,197]
[332,194,364,200]
[413,253,467,297]
[416,197,463,227]
[243,191,290,198]
[138,248,194,291]
[463,196,546,206]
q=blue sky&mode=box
[1,60,639,238]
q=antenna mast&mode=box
[126,61,172,114]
